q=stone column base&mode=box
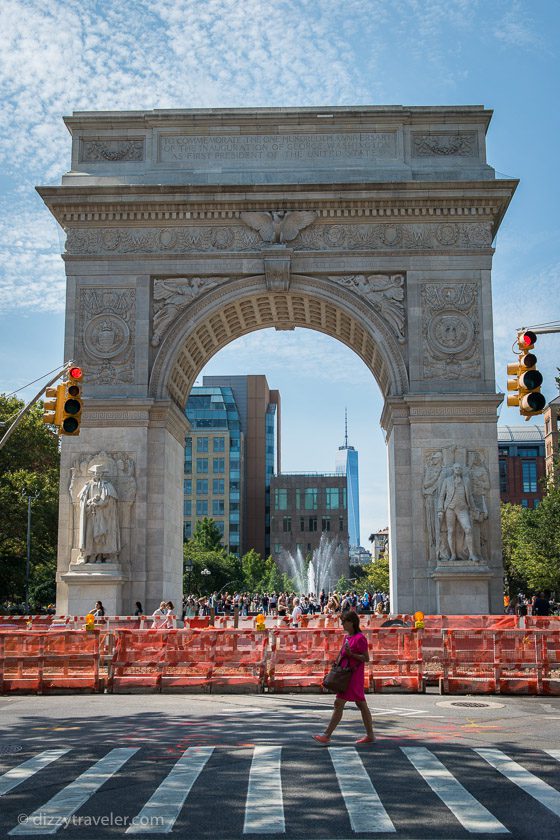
[60,563,126,615]
[431,564,493,614]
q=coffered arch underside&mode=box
[150,275,409,408]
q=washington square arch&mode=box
[37,105,517,617]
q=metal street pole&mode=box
[23,491,40,613]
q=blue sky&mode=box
[1,0,559,546]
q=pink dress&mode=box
[337,632,368,703]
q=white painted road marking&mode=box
[9,748,138,836]
[402,747,508,834]
[329,747,395,833]
[476,748,560,818]
[126,746,214,834]
[244,745,285,834]
[0,750,69,797]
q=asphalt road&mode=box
[0,691,559,839]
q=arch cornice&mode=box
[149,274,409,407]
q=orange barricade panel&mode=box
[108,630,169,692]
[208,629,267,692]
[365,629,423,693]
[0,631,99,694]
[267,628,342,692]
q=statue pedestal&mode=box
[60,563,126,616]
[431,563,493,615]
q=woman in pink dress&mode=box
[313,610,374,745]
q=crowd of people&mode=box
[181,589,391,621]
[505,591,557,616]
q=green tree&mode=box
[183,541,242,595]
[0,396,60,610]
[359,555,391,594]
[191,517,223,550]
[501,486,560,595]
[241,548,268,592]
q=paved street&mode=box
[1,692,559,838]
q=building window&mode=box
[521,499,529,508]
[339,516,344,532]
[321,516,331,532]
[534,499,540,508]
[184,479,192,495]
[213,458,225,474]
[213,478,225,495]
[518,447,539,458]
[308,516,318,532]
[274,488,288,510]
[213,437,225,452]
[184,521,192,539]
[215,520,225,536]
[273,543,282,554]
[283,516,292,533]
[183,500,192,516]
[325,487,340,509]
[197,437,209,452]
[213,499,225,516]
[304,488,318,510]
[196,458,208,474]
[184,459,192,474]
[295,488,301,508]
[300,517,305,532]
[342,488,347,509]
[499,460,508,494]
[522,461,537,493]
[196,499,208,516]
[196,479,208,495]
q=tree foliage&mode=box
[0,396,60,608]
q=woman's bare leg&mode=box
[324,699,346,737]
[356,700,374,739]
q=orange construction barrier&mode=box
[268,628,341,692]
[0,631,100,693]
[539,629,560,695]
[0,615,54,630]
[205,629,267,692]
[364,628,423,693]
[440,629,496,694]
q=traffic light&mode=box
[507,330,546,419]
[42,384,65,428]
[60,366,84,436]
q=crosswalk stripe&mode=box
[401,747,508,834]
[545,750,560,762]
[476,748,560,818]
[9,748,138,836]
[329,747,395,833]
[244,745,285,834]
[0,750,69,797]
[126,746,214,834]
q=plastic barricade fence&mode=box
[0,616,54,631]
[160,630,218,692]
[440,629,496,694]
[0,631,100,694]
[493,630,542,694]
[525,616,560,630]
[183,617,210,629]
[365,628,423,693]
[205,629,267,692]
[267,628,342,692]
[539,629,560,695]
[108,630,174,692]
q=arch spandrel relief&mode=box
[423,446,490,567]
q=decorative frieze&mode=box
[421,283,481,380]
[65,221,492,256]
[240,210,317,243]
[78,288,136,384]
[80,139,145,162]
[412,132,478,157]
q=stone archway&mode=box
[39,105,517,615]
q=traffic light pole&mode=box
[0,362,72,452]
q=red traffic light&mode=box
[519,330,537,349]
[69,366,83,381]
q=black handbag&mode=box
[322,650,352,693]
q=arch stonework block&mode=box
[38,106,517,615]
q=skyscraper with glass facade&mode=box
[335,415,360,548]
[186,375,280,557]
[184,386,243,554]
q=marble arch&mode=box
[38,106,517,616]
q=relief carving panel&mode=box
[80,139,145,162]
[78,288,136,384]
[423,447,490,566]
[421,283,480,379]
[412,132,478,157]
[152,278,224,347]
[330,274,406,343]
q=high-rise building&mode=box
[270,472,349,560]
[200,375,280,557]
[335,411,360,548]
[544,398,560,483]
[184,385,243,553]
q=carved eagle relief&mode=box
[240,210,317,244]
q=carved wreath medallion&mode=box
[421,283,480,379]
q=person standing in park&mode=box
[313,610,374,746]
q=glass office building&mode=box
[184,386,243,554]
[335,417,360,548]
